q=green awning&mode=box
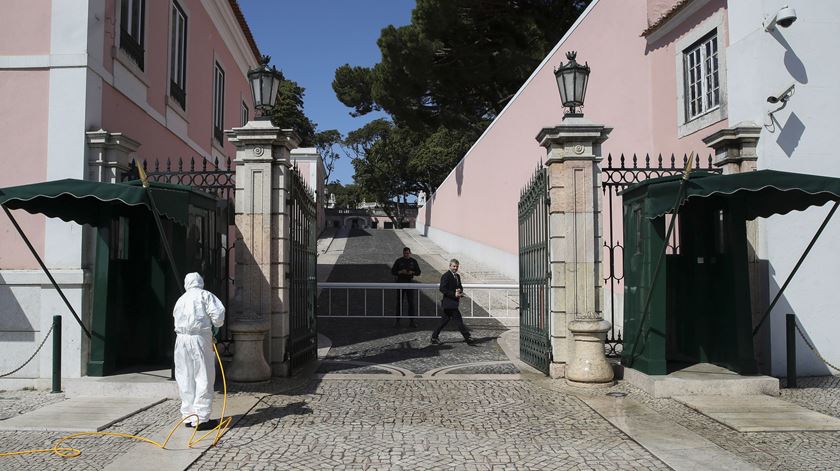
[621,170,840,220]
[0,179,217,227]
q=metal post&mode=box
[786,313,797,388]
[51,315,61,393]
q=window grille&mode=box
[684,32,719,121]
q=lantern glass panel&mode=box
[574,72,588,106]
[251,75,262,106]
[260,75,273,108]
[556,73,568,105]
[269,74,281,107]
[563,72,577,105]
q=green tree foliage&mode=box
[333,0,590,203]
[335,0,590,131]
[313,129,343,183]
[269,70,317,146]
[326,182,365,209]
[344,120,419,227]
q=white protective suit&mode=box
[173,273,225,425]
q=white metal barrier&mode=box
[317,282,519,323]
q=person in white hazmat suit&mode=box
[173,272,225,430]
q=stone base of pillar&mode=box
[549,362,566,379]
[226,318,271,383]
[272,361,290,378]
[565,319,615,387]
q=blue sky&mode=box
[239,1,416,184]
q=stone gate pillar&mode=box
[537,117,614,385]
[225,120,300,381]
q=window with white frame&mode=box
[119,0,145,70]
[169,1,188,109]
[241,101,249,126]
[213,62,226,143]
[683,31,719,121]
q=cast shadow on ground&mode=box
[230,400,312,428]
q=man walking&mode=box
[431,259,473,344]
[391,247,421,327]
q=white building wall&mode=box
[727,1,840,376]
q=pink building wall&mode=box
[0,0,51,55]
[0,0,259,271]
[418,0,728,270]
[0,71,50,268]
[101,0,256,162]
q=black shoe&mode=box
[196,419,220,431]
[465,337,476,345]
[184,422,195,428]
[430,337,440,345]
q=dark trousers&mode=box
[432,308,471,340]
[395,287,415,317]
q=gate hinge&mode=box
[545,196,551,206]
[285,271,291,279]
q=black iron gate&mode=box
[518,166,551,375]
[288,167,318,370]
[601,153,719,356]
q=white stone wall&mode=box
[415,225,518,280]
[0,270,89,386]
[727,1,840,376]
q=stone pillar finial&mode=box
[225,120,300,381]
[536,116,614,386]
[702,122,761,175]
[85,130,141,183]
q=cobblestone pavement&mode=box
[321,228,444,285]
[319,318,516,375]
[193,378,671,471]
[0,392,181,470]
[538,375,840,471]
[4,225,840,469]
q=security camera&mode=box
[767,84,795,104]
[764,6,797,31]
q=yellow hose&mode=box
[0,342,231,459]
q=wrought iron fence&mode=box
[518,165,551,375]
[600,153,720,356]
[288,166,318,371]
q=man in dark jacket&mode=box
[431,259,473,344]
[391,247,421,327]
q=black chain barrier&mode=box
[0,325,54,378]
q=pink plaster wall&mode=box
[0,71,50,268]
[0,1,51,55]
[647,0,728,153]
[101,0,256,163]
[418,0,729,258]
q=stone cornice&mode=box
[536,120,613,149]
